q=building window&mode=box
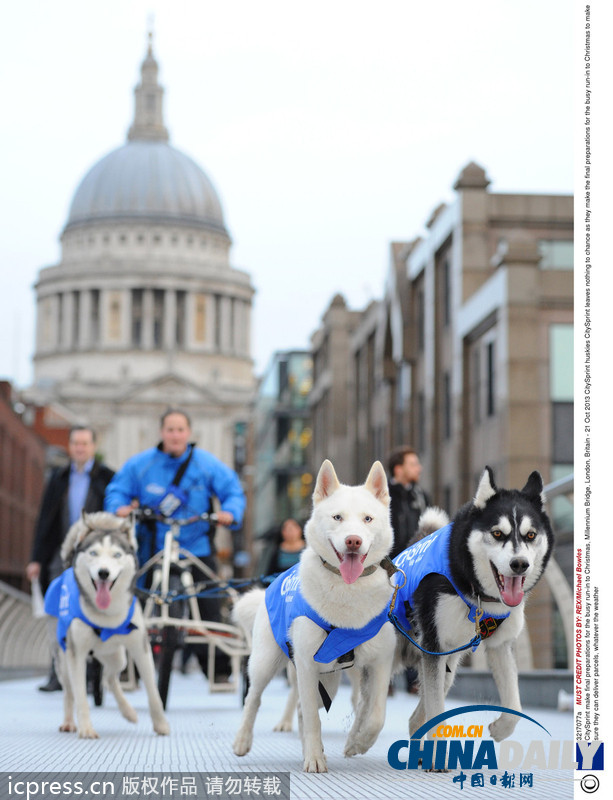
[443,258,451,327]
[550,324,574,470]
[443,371,452,439]
[194,294,206,343]
[91,290,100,343]
[229,298,236,351]
[443,485,452,516]
[417,289,425,351]
[57,293,64,347]
[539,240,573,270]
[214,295,222,349]
[550,324,573,401]
[486,341,495,417]
[472,347,481,424]
[131,289,143,346]
[153,289,164,348]
[417,391,426,453]
[108,293,122,341]
[72,291,80,347]
[176,291,186,347]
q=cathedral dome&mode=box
[64,141,227,233]
[63,34,228,237]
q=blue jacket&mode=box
[104,445,245,559]
[44,567,137,651]
[392,524,510,630]
[265,563,391,664]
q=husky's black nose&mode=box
[98,568,110,581]
[510,557,529,575]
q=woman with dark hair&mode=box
[257,518,305,578]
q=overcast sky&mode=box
[1,0,574,387]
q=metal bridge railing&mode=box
[0,580,49,673]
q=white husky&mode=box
[44,512,169,739]
[232,460,396,773]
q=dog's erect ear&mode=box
[521,471,545,507]
[364,461,390,505]
[473,466,497,509]
[61,515,90,565]
[313,460,341,504]
[77,511,96,544]
[120,516,139,551]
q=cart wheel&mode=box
[158,625,181,709]
[155,570,187,709]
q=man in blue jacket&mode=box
[104,408,246,682]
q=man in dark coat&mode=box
[387,446,432,695]
[387,446,431,560]
[26,425,114,691]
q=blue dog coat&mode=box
[264,562,391,664]
[392,524,510,630]
[44,567,138,651]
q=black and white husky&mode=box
[392,467,554,743]
[44,512,169,739]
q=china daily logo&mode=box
[387,705,604,772]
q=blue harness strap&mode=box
[44,567,138,651]
[392,524,510,633]
[264,562,391,664]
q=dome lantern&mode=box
[127,31,169,143]
[62,37,229,237]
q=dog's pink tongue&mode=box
[500,576,524,607]
[339,553,364,584]
[95,580,112,610]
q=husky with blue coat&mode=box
[392,467,554,744]
[44,512,169,739]
[232,460,396,773]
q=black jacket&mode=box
[30,460,115,591]
[388,481,431,560]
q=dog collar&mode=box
[473,586,503,604]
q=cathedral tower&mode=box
[31,36,255,468]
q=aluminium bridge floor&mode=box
[0,669,576,799]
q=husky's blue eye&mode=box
[332,514,342,522]
[113,552,122,558]
[364,515,373,523]
[88,549,98,556]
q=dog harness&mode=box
[265,562,391,664]
[392,523,510,635]
[44,567,138,651]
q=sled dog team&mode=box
[44,460,554,774]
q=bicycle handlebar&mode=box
[131,507,218,526]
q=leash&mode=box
[387,564,488,656]
[135,573,283,605]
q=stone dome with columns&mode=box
[30,36,255,469]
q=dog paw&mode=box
[303,753,327,773]
[122,707,138,724]
[233,732,253,756]
[59,722,77,733]
[77,727,100,739]
[344,738,367,757]
[273,720,293,732]
[154,717,170,736]
[489,716,517,742]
